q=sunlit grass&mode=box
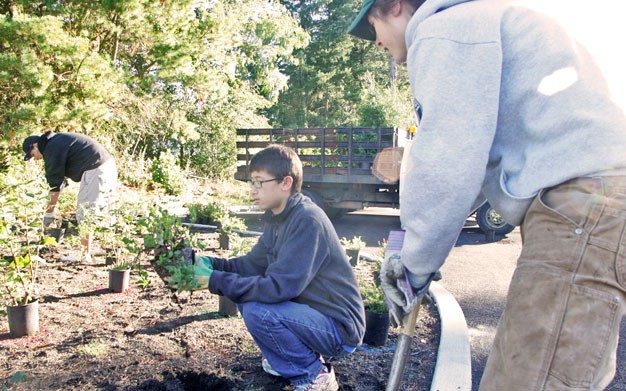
[77,340,109,357]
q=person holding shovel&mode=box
[349,0,626,390]
[23,130,118,263]
[186,144,365,391]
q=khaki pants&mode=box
[76,159,118,223]
[481,177,626,391]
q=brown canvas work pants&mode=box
[481,176,626,391]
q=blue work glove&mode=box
[192,255,214,290]
[380,254,440,328]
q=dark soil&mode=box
[1,224,439,390]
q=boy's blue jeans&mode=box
[239,301,350,386]
[481,176,626,390]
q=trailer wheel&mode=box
[302,189,347,220]
[475,202,515,235]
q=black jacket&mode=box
[209,193,366,347]
[35,131,111,191]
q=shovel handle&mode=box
[385,296,424,391]
[402,300,421,337]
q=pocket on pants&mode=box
[548,284,620,388]
[616,216,626,290]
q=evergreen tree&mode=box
[269,0,415,128]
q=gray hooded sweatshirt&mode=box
[401,0,626,284]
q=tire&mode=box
[301,189,347,221]
[475,202,515,235]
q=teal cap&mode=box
[348,0,377,41]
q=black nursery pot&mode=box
[218,296,239,317]
[109,268,130,293]
[363,309,390,347]
[346,249,360,267]
[7,300,39,338]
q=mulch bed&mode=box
[1,231,439,390]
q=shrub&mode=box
[151,150,184,195]
[0,153,57,305]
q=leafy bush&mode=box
[151,150,184,195]
[0,153,57,305]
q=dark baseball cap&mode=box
[348,0,377,41]
[22,135,40,161]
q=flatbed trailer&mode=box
[235,127,514,235]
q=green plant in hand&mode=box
[139,206,205,292]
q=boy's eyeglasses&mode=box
[249,178,281,189]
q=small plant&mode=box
[1,371,28,390]
[341,236,366,250]
[188,200,229,225]
[0,155,57,306]
[77,340,110,357]
[360,262,387,314]
[360,280,388,313]
[138,206,203,292]
[228,236,257,258]
[216,213,246,236]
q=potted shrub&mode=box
[216,213,246,251]
[0,157,56,337]
[341,236,366,266]
[91,202,143,293]
[360,262,390,347]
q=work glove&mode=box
[192,255,214,290]
[156,248,213,291]
[380,253,440,328]
[43,212,56,227]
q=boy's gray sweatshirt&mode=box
[401,0,626,284]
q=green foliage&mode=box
[360,261,387,313]
[341,235,366,250]
[138,206,202,292]
[151,151,184,195]
[361,279,388,313]
[0,144,10,174]
[229,236,257,258]
[188,199,246,235]
[269,0,415,128]
[0,13,122,137]
[1,371,28,390]
[91,200,143,269]
[2,1,307,180]
[188,200,229,225]
[0,153,57,306]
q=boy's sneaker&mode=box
[294,363,338,391]
[262,358,281,377]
